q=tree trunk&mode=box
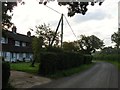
[31,59,35,67]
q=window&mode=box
[15,41,20,46]
[22,42,26,47]
[1,37,8,44]
[0,51,2,56]
[26,53,30,58]
[2,52,7,58]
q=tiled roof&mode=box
[2,29,33,42]
[2,29,33,53]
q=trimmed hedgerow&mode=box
[93,54,120,62]
[2,61,10,89]
[84,55,93,64]
[39,52,92,75]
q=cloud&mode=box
[73,9,111,24]
[11,0,119,47]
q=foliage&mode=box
[105,60,120,70]
[39,0,104,17]
[47,63,95,79]
[2,61,10,89]
[30,24,60,47]
[63,41,79,52]
[2,2,17,29]
[10,62,39,74]
[78,35,104,54]
[39,52,92,75]
[84,55,93,64]
[93,54,120,62]
[46,46,63,52]
[111,29,120,49]
[94,59,120,71]
[94,46,120,61]
[2,1,25,29]
[32,37,43,63]
[100,46,120,54]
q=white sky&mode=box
[10,0,120,47]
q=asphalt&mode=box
[31,61,119,88]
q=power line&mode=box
[45,5,62,15]
[63,15,78,41]
[44,5,79,41]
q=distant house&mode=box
[1,26,33,62]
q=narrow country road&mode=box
[31,61,118,88]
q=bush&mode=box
[93,54,120,61]
[46,46,63,53]
[2,61,10,89]
[39,52,92,75]
[84,55,93,64]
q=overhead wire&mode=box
[45,5,62,15]
[63,15,78,41]
[43,4,79,42]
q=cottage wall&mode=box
[1,30,33,62]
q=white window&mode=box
[16,53,19,60]
[23,53,26,58]
[1,37,8,44]
[2,52,7,58]
[15,41,20,46]
[0,51,2,56]
[22,42,26,47]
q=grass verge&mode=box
[46,62,95,79]
[94,60,120,71]
[10,62,39,74]
[10,62,95,79]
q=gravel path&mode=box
[9,71,51,88]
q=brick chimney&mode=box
[27,31,31,37]
[12,26,17,33]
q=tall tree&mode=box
[63,41,79,52]
[39,0,104,17]
[2,1,24,29]
[78,35,104,54]
[2,2,17,29]
[111,29,120,49]
[31,36,43,67]
[30,24,60,48]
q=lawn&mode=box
[104,60,120,70]
[10,62,39,75]
[10,62,95,78]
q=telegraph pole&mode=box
[61,14,63,48]
[50,14,64,48]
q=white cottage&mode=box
[1,27,33,62]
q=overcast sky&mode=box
[10,0,119,47]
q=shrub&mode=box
[39,52,92,75]
[2,61,10,89]
[93,54,120,61]
[84,55,93,64]
[46,46,63,53]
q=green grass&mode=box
[10,62,39,75]
[111,61,120,70]
[94,60,120,71]
[10,62,95,79]
[46,63,95,79]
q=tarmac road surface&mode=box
[31,61,118,88]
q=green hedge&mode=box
[39,52,92,75]
[84,55,93,64]
[2,61,10,89]
[93,54,120,62]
